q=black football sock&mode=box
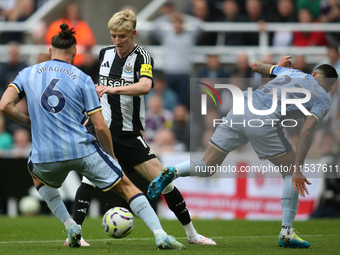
[73,182,94,225]
[163,186,191,225]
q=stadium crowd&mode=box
[0,0,339,162]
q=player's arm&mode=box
[293,115,316,197]
[0,86,30,128]
[251,56,292,76]
[88,110,116,159]
[96,77,152,98]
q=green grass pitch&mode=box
[0,216,339,254]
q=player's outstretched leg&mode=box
[278,172,309,248]
[278,228,310,248]
[147,166,176,200]
[114,175,186,250]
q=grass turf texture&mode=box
[0,216,339,254]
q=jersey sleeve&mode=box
[136,52,154,81]
[8,70,26,99]
[82,76,102,115]
[270,66,297,78]
[309,95,331,122]
[98,48,105,65]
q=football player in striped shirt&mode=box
[71,9,216,246]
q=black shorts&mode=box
[111,130,157,173]
[86,122,156,173]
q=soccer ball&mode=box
[19,196,41,216]
[102,207,134,238]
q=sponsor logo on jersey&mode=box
[140,64,153,78]
[124,63,133,74]
[99,76,133,87]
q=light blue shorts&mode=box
[28,142,123,191]
[209,109,292,160]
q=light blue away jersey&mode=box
[10,59,102,163]
[249,66,331,121]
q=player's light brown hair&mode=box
[108,9,137,32]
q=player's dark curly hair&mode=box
[51,23,77,49]
[315,64,338,89]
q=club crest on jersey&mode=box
[124,63,133,74]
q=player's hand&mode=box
[83,118,89,127]
[96,85,114,98]
[277,56,292,68]
[292,172,312,198]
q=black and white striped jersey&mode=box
[98,45,154,132]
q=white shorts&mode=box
[210,109,292,160]
[28,142,123,191]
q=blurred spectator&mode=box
[150,0,176,45]
[44,3,96,66]
[320,0,340,22]
[197,54,229,79]
[296,0,323,20]
[191,0,209,21]
[0,114,13,154]
[243,0,267,46]
[171,105,190,151]
[0,42,27,96]
[9,128,31,158]
[292,8,328,46]
[34,0,48,11]
[272,0,297,46]
[36,52,50,64]
[154,11,201,106]
[78,47,100,84]
[150,128,186,154]
[314,46,340,78]
[0,0,35,43]
[145,70,178,112]
[293,55,311,73]
[320,0,340,47]
[230,53,252,78]
[0,0,15,22]
[217,0,246,46]
[192,0,217,45]
[144,95,173,143]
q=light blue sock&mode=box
[281,174,299,228]
[176,159,209,177]
[129,193,166,236]
[37,184,73,227]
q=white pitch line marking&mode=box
[0,234,339,245]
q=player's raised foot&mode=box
[188,234,217,245]
[147,166,176,200]
[64,237,90,246]
[155,234,186,250]
[65,223,82,248]
[278,228,310,248]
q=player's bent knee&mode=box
[110,176,141,201]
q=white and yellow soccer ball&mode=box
[102,207,134,238]
[19,196,41,216]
